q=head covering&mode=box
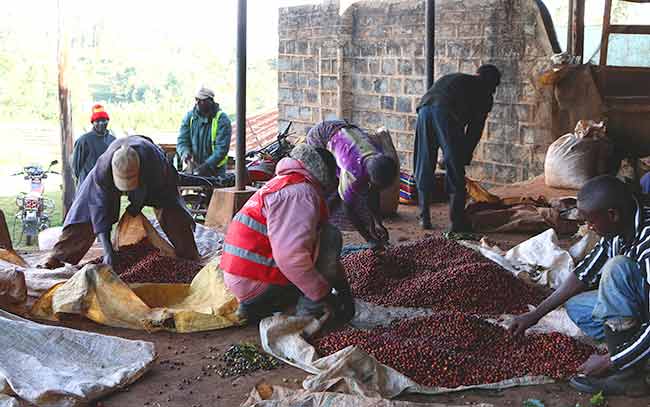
[290,144,332,189]
[90,104,110,123]
[111,145,140,192]
[195,87,215,100]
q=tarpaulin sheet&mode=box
[459,228,599,290]
[241,383,493,407]
[30,260,241,333]
[258,228,606,398]
[259,313,553,399]
[0,309,155,407]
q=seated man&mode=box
[306,120,398,248]
[221,144,354,324]
[44,136,199,269]
[510,175,649,396]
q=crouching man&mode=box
[510,175,649,396]
[44,135,199,269]
[221,144,355,324]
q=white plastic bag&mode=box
[545,120,612,189]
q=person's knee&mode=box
[600,255,637,285]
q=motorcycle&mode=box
[245,121,295,186]
[12,160,59,246]
[176,121,296,222]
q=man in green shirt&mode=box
[176,87,232,176]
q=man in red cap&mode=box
[72,104,116,188]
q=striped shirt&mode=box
[573,199,650,370]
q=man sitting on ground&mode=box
[221,144,354,324]
[510,175,649,396]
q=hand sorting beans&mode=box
[312,312,597,388]
[91,240,203,284]
[342,237,547,315]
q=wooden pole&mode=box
[57,0,75,216]
[600,0,613,66]
[572,0,585,63]
[567,0,574,53]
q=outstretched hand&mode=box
[508,312,539,337]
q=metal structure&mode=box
[425,0,435,90]
[235,0,248,191]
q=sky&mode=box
[2,0,324,59]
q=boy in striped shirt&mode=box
[510,175,649,396]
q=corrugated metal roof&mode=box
[230,109,279,153]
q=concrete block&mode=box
[278,56,292,71]
[354,95,379,110]
[320,59,331,75]
[304,57,317,73]
[321,76,338,90]
[493,164,518,184]
[398,59,413,75]
[373,78,389,93]
[390,79,402,94]
[353,58,368,74]
[278,88,292,103]
[369,58,381,74]
[382,59,396,75]
[483,142,507,163]
[414,58,425,76]
[396,97,412,113]
[404,79,424,95]
[204,187,257,229]
[384,114,407,132]
[380,96,395,110]
[300,107,312,121]
[290,57,303,71]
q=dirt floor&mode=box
[23,202,650,407]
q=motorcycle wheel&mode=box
[183,194,207,224]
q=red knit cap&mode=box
[90,104,110,123]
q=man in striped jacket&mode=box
[510,175,649,395]
[220,144,354,324]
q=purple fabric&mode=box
[641,173,650,194]
[306,121,381,205]
[306,121,381,232]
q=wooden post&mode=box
[567,0,574,53]
[57,0,75,216]
[600,0,613,66]
[572,0,585,63]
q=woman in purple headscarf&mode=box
[306,120,397,248]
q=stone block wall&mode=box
[278,0,557,185]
